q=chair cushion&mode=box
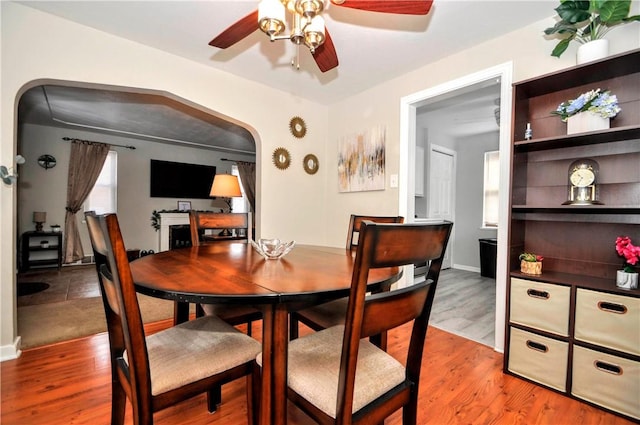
[262,325,406,418]
[127,315,261,396]
[296,298,348,329]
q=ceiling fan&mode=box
[209,0,434,72]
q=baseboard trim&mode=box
[452,264,481,273]
[0,336,22,362]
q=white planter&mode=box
[577,39,609,64]
[616,270,638,290]
[567,112,609,135]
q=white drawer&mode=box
[575,288,640,356]
[572,345,640,420]
[508,327,568,392]
[510,278,570,336]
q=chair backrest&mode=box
[84,212,153,410]
[189,211,250,246]
[337,220,453,423]
[345,214,404,250]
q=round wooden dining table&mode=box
[129,241,401,425]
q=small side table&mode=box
[20,231,63,272]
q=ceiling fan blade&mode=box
[332,0,433,15]
[312,30,339,72]
[209,10,259,49]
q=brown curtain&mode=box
[64,140,110,263]
[237,161,256,213]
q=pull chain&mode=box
[291,43,300,70]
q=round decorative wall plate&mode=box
[289,116,307,139]
[303,154,319,175]
[272,147,291,170]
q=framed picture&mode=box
[338,125,386,192]
[177,201,191,211]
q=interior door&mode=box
[428,144,455,269]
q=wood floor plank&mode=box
[2,319,635,424]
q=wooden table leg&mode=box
[260,305,274,425]
[272,305,289,425]
[173,301,190,325]
[259,304,288,425]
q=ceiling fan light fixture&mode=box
[294,0,324,19]
[304,15,325,52]
[259,0,286,37]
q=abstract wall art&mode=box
[337,125,386,192]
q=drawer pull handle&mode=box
[594,360,623,376]
[526,289,550,300]
[525,340,548,353]
[597,301,627,314]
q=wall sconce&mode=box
[1,155,26,185]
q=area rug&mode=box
[17,294,183,349]
[17,282,50,297]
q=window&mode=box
[231,164,248,213]
[85,151,117,214]
[483,150,499,228]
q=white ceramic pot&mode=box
[567,112,610,135]
[616,270,639,290]
[577,39,609,65]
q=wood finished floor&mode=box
[2,319,634,425]
[7,267,634,424]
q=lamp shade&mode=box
[33,211,46,223]
[210,174,242,198]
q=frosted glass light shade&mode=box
[304,15,325,49]
[259,0,285,36]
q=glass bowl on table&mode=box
[251,238,295,260]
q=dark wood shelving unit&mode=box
[20,231,63,272]
[504,49,640,422]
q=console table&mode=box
[20,231,63,271]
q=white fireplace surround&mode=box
[158,213,189,251]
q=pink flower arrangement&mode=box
[615,236,640,273]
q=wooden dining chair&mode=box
[188,210,251,245]
[289,214,404,343]
[85,212,261,425]
[188,210,262,335]
[282,220,453,425]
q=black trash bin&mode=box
[479,238,497,279]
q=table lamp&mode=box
[33,211,46,232]
[210,174,242,236]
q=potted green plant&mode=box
[544,0,640,61]
[519,252,544,275]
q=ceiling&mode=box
[16,1,553,151]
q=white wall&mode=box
[2,1,639,358]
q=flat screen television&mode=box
[150,159,216,199]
